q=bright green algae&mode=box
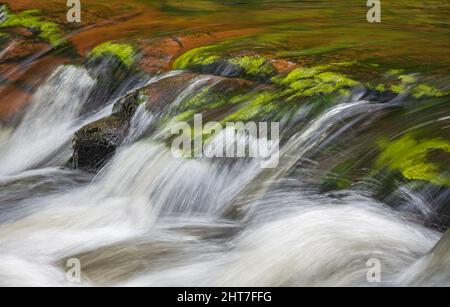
[375,134,450,187]
[0,7,65,46]
[89,42,136,67]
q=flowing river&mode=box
[0,0,448,286]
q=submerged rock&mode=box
[172,46,276,82]
[143,72,256,114]
[144,72,200,113]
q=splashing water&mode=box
[0,40,447,287]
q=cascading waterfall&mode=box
[0,0,448,288]
[0,66,96,176]
[0,72,448,286]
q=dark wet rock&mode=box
[71,92,139,172]
[361,88,398,104]
[112,90,140,118]
[72,115,128,172]
[410,185,450,230]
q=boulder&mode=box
[71,92,139,172]
[70,72,261,172]
[71,114,128,172]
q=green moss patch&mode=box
[273,63,359,99]
[221,90,283,123]
[383,72,449,97]
[411,84,448,99]
[90,42,136,67]
[0,7,65,46]
[375,134,450,187]
[228,55,276,79]
[172,45,220,70]
[172,46,275,81]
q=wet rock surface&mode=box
[71,92,139,172]
[0,38,50,63]
[143,72,200,113]
[72,114,128,172]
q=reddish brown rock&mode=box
[0,55,68,120]
[143,72,201,112]
[0,84,31,120]
[8,27,34,37]
[137,29,261,74]
[270,59,297,75]
[0,38,51,64]
[143,72,262,116]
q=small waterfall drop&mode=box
[0,66,96,176]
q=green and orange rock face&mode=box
[0,6,65,46]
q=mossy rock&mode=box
[0,6,65,47]
[173,46,276,81]
[272,63,359,99]
[172,45,221,69]
[378,72,449,98]
[375,134,450,187]
[89,41,136,67]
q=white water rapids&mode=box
[0,65,448,286]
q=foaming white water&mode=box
[0,133,445,286]
[0,65,96,176]
[221,98,391,216]
[96,138,262,217]
[0,73,448,287]
[170,75,218,110]
[396,230,450,286]
[124,104,155,144]
[0,138,261,285]
[121,196,440,287]
[280,99,388,175]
